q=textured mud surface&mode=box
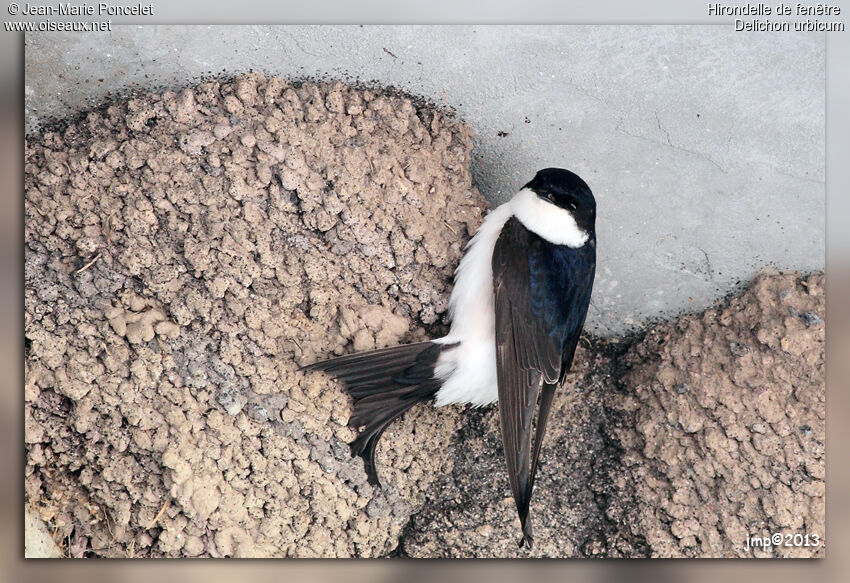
[25,74,485,557]
[605,272,825,558]
[24,74,824,558]
[396,341,639,558]
[400,272,824,558]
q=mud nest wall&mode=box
[398,272,824,557]
[24,73,824,558]
[25,73,486,557]
[605,272,825,558]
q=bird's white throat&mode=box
[510,188,589,248]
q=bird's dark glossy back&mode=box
[527,232,596,354]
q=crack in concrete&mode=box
[655,111,673,147]
[616,115,728,175]
[278,30,320,59]
[696,245,714,281]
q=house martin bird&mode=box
[303,168,597,548]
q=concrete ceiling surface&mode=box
[25,25,825,335]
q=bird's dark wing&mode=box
[492,217,565,549]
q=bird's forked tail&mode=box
[301,341,444,485]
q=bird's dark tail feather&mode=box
[519,520,534,549]
[301,341,445,486]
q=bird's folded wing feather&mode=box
[492,217,563,546]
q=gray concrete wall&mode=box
[25,25,825,336]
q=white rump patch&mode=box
[433,203,514,407]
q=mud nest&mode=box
[25,73,485,557]
[24,72,824,558]
[400,273,824,558]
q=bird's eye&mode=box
[545,192,555,203]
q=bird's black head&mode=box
[524,168,596,234]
